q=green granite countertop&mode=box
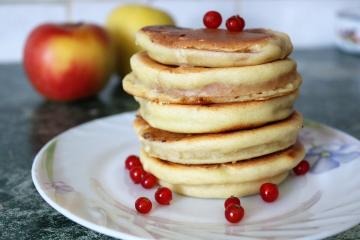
[0,48,359,239]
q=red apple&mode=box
[23,23,114,101]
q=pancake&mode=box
[123,52,301,104]
[139,141,305,185]
[160,172,289,198]
[135,90,298,133]
[136,26,293,67]
[134,112,303,164]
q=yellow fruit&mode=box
[106,4,174,77]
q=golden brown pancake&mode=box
[135,90,298,133]
[123,52,302,104]
[136,26,293,67]
[139,141,305,185]
[160,172,289,198]
[134,112,303,164]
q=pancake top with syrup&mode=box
[140,26,277,52]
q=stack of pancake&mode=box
[123,26,305,198]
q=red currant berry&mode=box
[260,183,279,203]
[129,166,145,184]
[125,155,141,170]
[225,204,245,223]
[203,11,222,29]
[141,173,158,189]
[224,196,241,209]
[135,197,152,214]
[155,187,173,205]
[293,160,310,176]
[226,15,245,32]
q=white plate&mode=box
[32,112,360,240]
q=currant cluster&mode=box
[125,155,173,214]
[203,11,245,32]
[224,196,244,223]
[126,155,157,188]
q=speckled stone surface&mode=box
[0,48,359,240]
